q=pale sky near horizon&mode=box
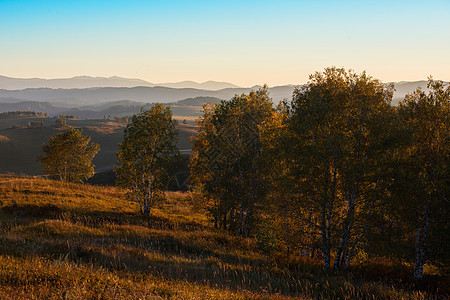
[1,0,449,86]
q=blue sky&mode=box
[1,0,449,86]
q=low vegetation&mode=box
[0,175,447,299]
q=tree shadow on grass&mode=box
[1,205,447,298]
[0,235,310,298]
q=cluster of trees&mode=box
[27,121,44,128]
[37,67,448,280]
[55,118,67,128]
[39,105,178,198]
[190,87,273,236]
[190,68,449,279]
[0,111,47,118]
[57,114,79,119]
[103,115,130,123]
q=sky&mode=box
[1,0,449,87]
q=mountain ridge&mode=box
[0,79,445,112]
[0,75,242,91]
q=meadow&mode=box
[0,175,447,299]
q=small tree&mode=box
[55,118,66,128]
[115,103,178,215]
[39,128,100,182]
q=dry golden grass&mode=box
[0,175,447,299]
[0,135,10,142]
[82,122,126,134]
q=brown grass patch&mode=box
[82,126,121,134]
[0,135,10,142]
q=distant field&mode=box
[0,116,197,176]
[0,175,446,299]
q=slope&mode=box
[0,176,445,299]
[0,117,197,176]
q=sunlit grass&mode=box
[0,175,447,299]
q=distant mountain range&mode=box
[0,97,223,120]
[0,76,445,117]
[0,85,295,107]
[0,75,240,90]
[389,81,431,100]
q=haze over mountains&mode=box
[0,75,443,118]
[0,75,240,90]
[0,76,445,176]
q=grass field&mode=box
[0,175,447,299]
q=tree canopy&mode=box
[396,78,450,279]
[115,103,178,215]
[39,127,100,182]
[190,85,274,237]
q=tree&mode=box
[55,118,66,128]
[190,86,274,237]
[397,78,450,280]
[115,104,178,215]
[39,128,100,182]
[283,67,396,269]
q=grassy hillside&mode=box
[0,97,222,125]
[0,175,447,299]
[0,116,196,176]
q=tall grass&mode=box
[0,175,447,299]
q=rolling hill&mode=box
[0,115,196,177]
[0,85,295,107]
[0,175,445,299]
[0,97,222,122]
[0,79,443,109]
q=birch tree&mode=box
[286,67,396,270]
[190,86,273,237]
[115,104,178,215]
[397,79,450,280]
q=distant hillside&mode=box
[0,75,241,91]
[0,86,295,107]
[0,75,153,90]
[0,97,223,123]
[0,101,62,114]
[157,80,240,90]
[175,96,222,106]
[391,81,429,105]
[0,116,197,176]
[0,81,443,111]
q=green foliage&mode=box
[187,68,448,280]
[256,223,278,255]
[263,67,398,270]
[395,78,450,279]
[38,128,100,182]
[115,103,178,215]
